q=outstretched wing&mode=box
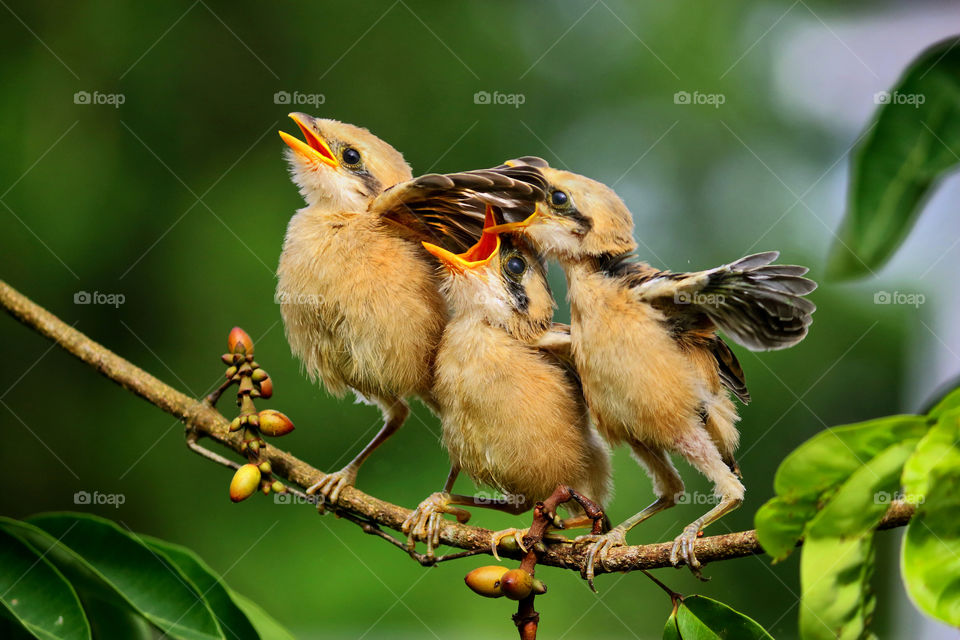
[370,165,547,252]
[618,251,817,352]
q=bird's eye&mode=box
[550,190,569,207]
[341,148,361,165]
[505,256,526,277]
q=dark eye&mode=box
[342,148,361,165]
[550,190,569,206]
[505,256,526,277]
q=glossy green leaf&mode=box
[6,513,223,640]
[141,536,260,640]
[827,36,960,279]
[902,413,960,625]
[0,525,90,640]
[672,595,774,639]
[663,607,682,640]
[80,598,156,640]
[755,416,927,560]
[799,442,913,640]
[228,592,296,640]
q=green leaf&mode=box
[0,513,224,640]
[228,592,296,640]
[902,413,960,625]
[799,442,913,640]
[673,595,774,639]
[925,385,960,421]
[755,416,927,560]
[140,536,261,640]
[663,606,682,640]
[0,525,90,640]
[827,36,960,279]
[80,598,156,640]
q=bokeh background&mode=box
[2,2,959,638]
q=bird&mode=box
[401,206,612,558]
[276,114,545,506]
[488,159,816,582]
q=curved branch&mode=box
[0,279,915,576]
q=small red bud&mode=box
[228,327,254,356]
[500,569,534,600]
[258,377,273,399]
[258,410,295,437]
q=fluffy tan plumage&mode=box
[491,160,816,581]
[276,115,545,504]
[402,211,611,557]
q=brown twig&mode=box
[0,279,917,578]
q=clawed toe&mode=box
[575,529,627,592]
[670,526,707,581]
[305,468,357,511]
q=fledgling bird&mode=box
[490,159,816,581]
[276,114,544,505]
[401,207,612,557]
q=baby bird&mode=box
[402,207,612,558]
[277,114,543,505]
[491,159,816,582]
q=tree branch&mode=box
[0,279,916,577]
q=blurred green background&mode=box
[2,2,958,638]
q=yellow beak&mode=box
[279,113,338,168]
[422,205,501,273]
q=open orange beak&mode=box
[279,112,338,168]
[422,206,501,274]
[483,205,541,234]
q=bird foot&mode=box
[670,523,708,581]
[575,528,628,591]
[402,492,470,559]
[305,466,358,511]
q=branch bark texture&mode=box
[0,279,915,576]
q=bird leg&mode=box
[577,442,683,590]
[402,466,473,558]
[669,495,743,580]
[669,427,745,579]
[307,398,409,510]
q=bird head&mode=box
[491,161,637,260]
[421,206,554,340]
[279,113,413,210]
